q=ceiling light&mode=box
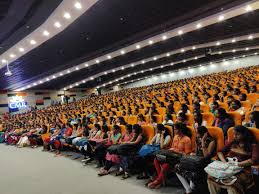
[232,49,236,53]
[181,49,185,53]
[67,70,71,73]
[231,39,236,43]
[19,47,25,52]
[63,12,71,19]
[134,73,137,75]
[254,52,258,55]
[109,81,112,84]
[74,2,82,9]
[46,78,50,81]
[245,47,249,51]
[218,15,224,21]
[90,77,94,80]
[194,56,198,60]
[171,63,174,65]
[148,40,153,45]
[52,75,56,79]
[76,67,79,70]
[178,30,183,35]
[59,73,63,76]
[69,85,72,88]
[131,63,135,67]
[218,51,222,54]
[149,68,153,71]
[112,70,115,72]
[84,63,89,67]
[1,59,7,63]
[30,40,36,45]
[160,65,164,68]
[54,22,61,28]
[76,83,79,86]
[141,60,145,64]
[82,80,86,83]
[39,81,43,84]
[64,88,67,90]
[245,5,252,12]
[192,46,196,50]
[196,23,202,29]
[104,72,107,75]
[136,45,141,49]
[162,35,167,40]
[183,59,186,63]
[248,35,253,40]
[242,55,246,57]
[233,57,236,59]
[121,66,125,70]
[153,57,157,60]
[9,54,15,58]
[166,53,170,57]
[107,55,111,59]
[216,41,221,46]
[95,59,100,63]
[141,70,144,73]
[127,74,131,77]
[43,30,49,36]
[33,83,37,86]
[116,79,119,81]
[120,50,125,54]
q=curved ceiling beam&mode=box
[0,0,99,68]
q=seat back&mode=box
[153,115,163,124]
[207,127,224,151]
[157,107,166,115]
[228,112,242,125]
[142,125,155,144]
[127,116,138,125]
[247,93,259,104]
[228,127,259,143]
[202,112,215,126]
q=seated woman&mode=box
[70,123,85,146]
[137,114,147,125]
[137,124,172,179]
[193,102,202,113]
[176,126,216,194]
[117,124,145,179]
[42,124,61,152]
[210,101,219,116]
[148,123,192,189]
[28,124,48,148]
[243,111,259,129]
[162,114,174,126]
[213,108,235,138]
[229,100,246,116]
[149,115,157,127]
[207,125,259,194]
[176,112,189,126]
[114,116,127,126]
[178,104,191,115]
[193,111,207,130]
[98,124,134,176]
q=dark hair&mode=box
[250,111,259,128]
[102,125,109,133]
[94,124,101,131]
[151,115,157,123]
[133,124,143,134]
[118,116,127,125]
[216,108,230,119]
[174,122,192,137]
[165,114,172,120]
[181,104,189,112]
[126,124,132,133]
[197,126,208,137]
[178,112,187,121]
[194,111,203,126]
[156,124,164,132]
[138,114,145,122]
[113,124,121,133]
[233,125,255,152]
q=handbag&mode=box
[138,144,160,157]
[204,159,243,180]
[180,155,207,171]
[156,149,182,166]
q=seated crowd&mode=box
[0,65,259,194]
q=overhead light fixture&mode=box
[162,35,167,40]
[30,40,36,45]
[231,39,236,43]
[120,50,125,54]
[19,47,25,52]
[9,54,15,58]
[52,75,56,79]
[131,63,135,67]
[64,12,71,19]
[218,15,224,21]
[245,47,249,51]
[248,35,253,40]
[82,80,86,83]
[43,30,50,36]
[178,30,183,35]
[148,40,153,45]
[192,46,196,50]
[54,22,61,28]
[39,81,43,84]
[218,51,222,54]
[121,66,125,70]
[107,55,112,59]
[149,68,153,71]
[216,41,221,46]
[136,45,141,49]
[75,67,79,70]
[196,23,202,29]
[141,70,144,73]
[112,69,115,72]
[76,83,79,86]
[84,63,89,67]
[74,2,82,9]
[67,70,71,73]
[2,59,7,63]
[141,60,145,64]
[59,73,63,76]
[95,59,100,63]
[104,72,107,75]
[46,78,50,81]
[90,77,94,80]
[194,56,198,60]
[153,57,157,60]
[245,5,252,12]
[181,49,185,53]
[232,49,236,53]
[161,65,164,68]
[166,53,170,57]
[171,63,174,65]
[183,59,186,63]
[254,52,258,55]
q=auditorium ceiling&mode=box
[0,0,258,91]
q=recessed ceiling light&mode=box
[76,83,79,86]
[231,39,236,43]
[161,65,164,68]
[166,53,170,57]
[136,45,141,49]
[107,55,111,59]
[52,75,56,79]
[149,68,153,71]
[112,69,115,72]
[83,80,86,83]
[120,50,125,54]
[248,35,253,40]
[181,49,185,53]
[194,56,198,60]
[74,2,82,9]
[192,46,196,50]
[1,59,7,63]
[121,66,125,70]
[104,72,107,75]
[127,74,131,77]
[90,77,94,80]
[109,81,112,84]
[46,78,50,81]
[64,88,67,90]
[95,59,100,63]
[33,83,37,86]
[103,84,106,87]
[116,79,119,81]
[218,51,222,54]
[69,85,72,88]
[153,57,157,60]
[242,55,246,57]
[39,81,43,84]
[171,63,174,66]
[232,49,236,53]
[19,47,25,52]
[178,30,183,35]
[245,47,249,51]
[30,40,36,45]
[43,30,49,36]
[196,23,202,29]
[141,60,145,64]
[245,5,252,12]
[54,22,61,28]
[254,52,258,55]
[131,63,135,67]
[183,59,186,63]
[64,12,71,19]
[148,40,153,45]
[141,70,144,73]
[162,35,167,40]
[9,54,15,58]
[76,67,79,70]
[218,15,224,21]
[59,73,63,76]
[84,63,89,67]
[67,70,71,73]
[134,73,137,75]
[216,41,221,46]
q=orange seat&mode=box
[139,109,146,115]
[202,112,215,126]
[228,127,259,142]
[127,116,138,125]
[207,127,224,151]
[228,112,242,125]
[162,114,177,123]
[142,125,155,144]
[144,115,150,124]
[187,126,196,152]
[240,101,251,110]
[247,93,259,104]
[218,102,228,110]
[119,125,126,135]
[186,114,194,126]
[157,107,166,115]
[153,115,163,124]
[201,104,210,113]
